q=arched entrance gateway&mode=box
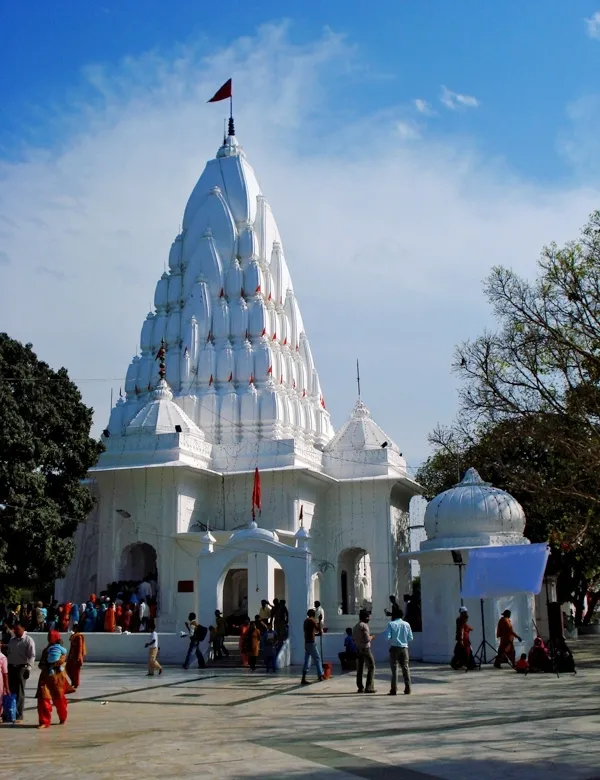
[119,542,157,582]
[198,524,311,666]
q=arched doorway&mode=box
[338,547,372,615]
[119,542,157,582]
[197,529,310,665]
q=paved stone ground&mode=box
[2,637,600,780]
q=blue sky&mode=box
[3,1,599,181]
[1,2,600,470]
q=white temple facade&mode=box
[58,126,421,663]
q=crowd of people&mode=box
[179,598,291,673]
[0,578,158,638]
[0,590,579,727]
[450,606,576,674]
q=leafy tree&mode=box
[454,212,600,508]
[421,213,600,624]
[0,334,103,598]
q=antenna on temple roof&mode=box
[356,359,361,400]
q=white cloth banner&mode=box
[461,543,549,599]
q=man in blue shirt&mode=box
[386,607,413,695]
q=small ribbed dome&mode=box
[424,468,525,541]
[126,380,205,437]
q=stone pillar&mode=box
[247,553,275,618]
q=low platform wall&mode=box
[33,630,423,666]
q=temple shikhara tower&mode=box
[58,117,421,662]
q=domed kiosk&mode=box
[410,468,534,663]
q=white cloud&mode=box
[414,98,434,115]
[440,85,480,110]
[396,120,421,140]
[0,25,597,467]
[585,11,600,39]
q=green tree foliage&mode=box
[420,213,600,624]
[0,334,103,597]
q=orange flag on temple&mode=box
[207,79,232,103]
[252,467,262,521]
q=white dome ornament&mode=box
[422,467,527,550]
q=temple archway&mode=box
[338,547,372,615]
[119,542,157,582]
[197,529,310,665]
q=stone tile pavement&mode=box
[2,637,600,780]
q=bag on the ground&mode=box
[2,693,17,723]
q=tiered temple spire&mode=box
[109,132,333,449]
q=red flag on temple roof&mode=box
[252,467,262,521]
[208,374,213,386]
[228,372,233,382]
[267,365,273,374]
[207,79,232,103]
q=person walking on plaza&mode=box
[36,630,74,728]
[6,623,36,723]
[214,610,229,659]
[352,610,376,693]
[0,644,11,722]
[243,620,261,671]
[301,608,324,685]
[145,619,162,676]
[386,607,413,695]
[495,609,522,668]
[66,624,87,689]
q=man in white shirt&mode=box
[386,607,413,695]
[144,619,162,676]
[139,599,150,631]
[314,601,325,626]
[7,624,36,722]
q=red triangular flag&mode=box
[207,79,232,103]
[228,371,233,382]
[267,365,273,374]
[208,374,213,386]
[252,467,262,520]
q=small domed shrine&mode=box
[410,468,534,663]
[57,121,421,662]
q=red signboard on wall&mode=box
[177,580,194,593]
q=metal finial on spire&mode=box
[223,118,227,146]
[356,359,361,400]
[156,339,167,381]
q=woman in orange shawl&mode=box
[36,630,75,728]
[243,621,261,671]
[239,618,250,667]
[104,602,116,633]
[494,609,522,668]
[66,624,87,689]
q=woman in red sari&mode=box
[59,603,71,632]
[36,630,75,728]
[66,624,87,689]
[451,607,476,670]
